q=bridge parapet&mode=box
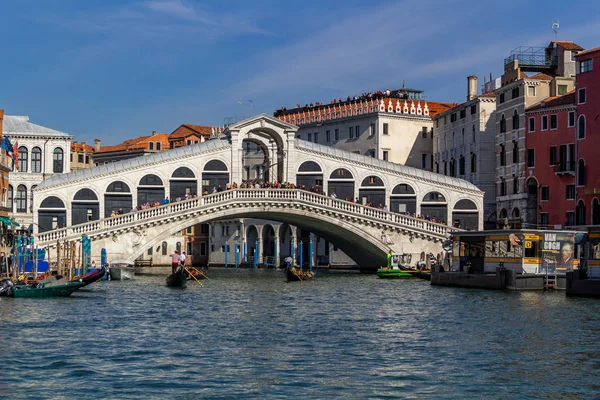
[35,189,458,247]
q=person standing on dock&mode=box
[170,251,180,274]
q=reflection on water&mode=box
[2,269,600,399]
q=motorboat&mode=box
[108,261,135,280]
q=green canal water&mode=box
[1,269,600,399]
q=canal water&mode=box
[2,269,600,399]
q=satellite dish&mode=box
[509,234,522,247]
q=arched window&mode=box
[8,185,13,211]
[16,185,27,213]
[162,242,167,256]
[471,153,477,173]
[500,144,506,166]
[578,159,586,186]
[18,146,28,172]
[149,142,154,150]
[512,109,519,130]
[513,141,519,163]
[500,114,506,133]
[156,142,162,151]
[53,148,64,173]
[31,147,42,173]
[472,124,476,142]
[593,198,600,225]
[578,115,586,139]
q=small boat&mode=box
[166,268,187,288]
[9,281,85,298]
[286,266,315,282]
[71,266,107,287]
[376,268,413,279]
[108,261,135,280]
[377,253,414,279]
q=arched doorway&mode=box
[38,196,66,232]
[359,175,385,207]
[452,199,479,230]
[297,161,323,193]
[202,160,229,193]
[328,168,354,201]
[137,174,165,206]
[72,188,99,225]
[105,181,132,217]
[421,192,447,223]
[576,200,586,226]
[525,178,538,227]
[170,166,197,200]
[242,140,270,182]
[390,183,416,214]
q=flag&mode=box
[12,141,18,171]
[0,136,12,154]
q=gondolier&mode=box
[284,256,293,268]
[170,251,180,274]
[180,252,187,267]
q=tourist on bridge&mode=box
[170,251,180,274]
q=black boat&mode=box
[71,266,107,287]
[166,268,187,288]
[286,266,315,282]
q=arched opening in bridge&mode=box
[525,177,538,227]
[296,161,323,193]
[262,224,276,261]
[279,224,293,260]
[202,160,229,193]
[239,125,286,183]
[170,167,197,200]
[421,192,447,223]
[390,183,416,214]
[72,188,99,225]
[138,174,165,206]
[452,199,479,230]
[328,168,354,201]
[105,181,132,217]
[242,140,269,182]
[38,196,66,232]
[359,175,386,207]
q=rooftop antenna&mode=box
[552,20,560,41]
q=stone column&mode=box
[274,228,280,267]
[229,128,243,185]
[269,139,277,183]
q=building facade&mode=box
[525,91,577,228]
[494,41,581,228]
[92,132,170,165]
[70,141,95,171]
[574,46,600,225]
[2,115,73,231]
[433,76,497,227]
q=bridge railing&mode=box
[35,188,456,243]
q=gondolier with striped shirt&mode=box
[170,251,180,274]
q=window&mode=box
[307,133,312,142]
[540,213,549,227]
[186,226,192,234]
[450,113,457,122]
[528,86,536,97]
[147,247,153,256]
[370,123,375,136]
[542,115,548,130]
[512,110,519,130]
[500,178,506,196]
[541,186,549,201]
[435,162,439,174]
[550,114,558,130]
[16,185,27,212]
[527,149,535,167]
[18,146,28,172]
[500,115,506,133]
[459,156,465,175]
[156,142,162,150]
[499,93,505,104]
[578,88,586,104]
[558,84,568,95]
[422,154,428,169]
[201,224,209,234]
[87,209,93,221]
[513,175,518,194]
[513,141,519,163]
[8,185,13,211]
[470,153,477,173]
[577,59,593,73]
[568,111,575,127]
[500,144,506,166]
[77,154,84,163]
[326,130,330,142]
[355,125,360,137]
[444,116,447,125]
[162,242,167,255]
[550,146,557,165]
[528,117,535,132]
[470,104,477,115]
[578,160,585,186]
[383,123,389,135]
[578,115,586,139]
[512,86,519,99]
[349,126,354,139]
[460,109,466,119]
[186,140,192,145]
[383,151,389,161]
[334,129,339,141]
[314,132,319,142]
[472,125,476,142]
[422,127,428,138]
[149,142,154,150]
[566,184,575,200]
[200,242,206,256]
[53,148,64,173]
[52,217,58,230]
[31,147,42,173]
[221,225,226,236]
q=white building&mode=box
[432,76,497,227]
[2,115,73,231]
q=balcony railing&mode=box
[554,161,575,176]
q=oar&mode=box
[185,268,204,287]
[196,268,210,280]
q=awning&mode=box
[0,216,19,226]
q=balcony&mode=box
[554,161,575,176]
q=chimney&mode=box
[152,131,156,136]
[467,75,478,101]
[94,139,101,152]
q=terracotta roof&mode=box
[526,90,576,111]
[553,41,584,51]
[71,142,95,152]
[527,73,553,81]
[575,46,600,58]
[480,92,497,98]
[97,133,170,153]
[169,124,213,140]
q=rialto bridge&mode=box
[32,114,483,270]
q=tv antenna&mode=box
[552,20,560,41]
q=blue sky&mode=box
[1,0,599,145]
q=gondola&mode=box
[286,265,315,282]
[166,268,187,288]
[8,281,85,298]
[71,266,107,287]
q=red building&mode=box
[575,47,600,225]
[525,92,577,228]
